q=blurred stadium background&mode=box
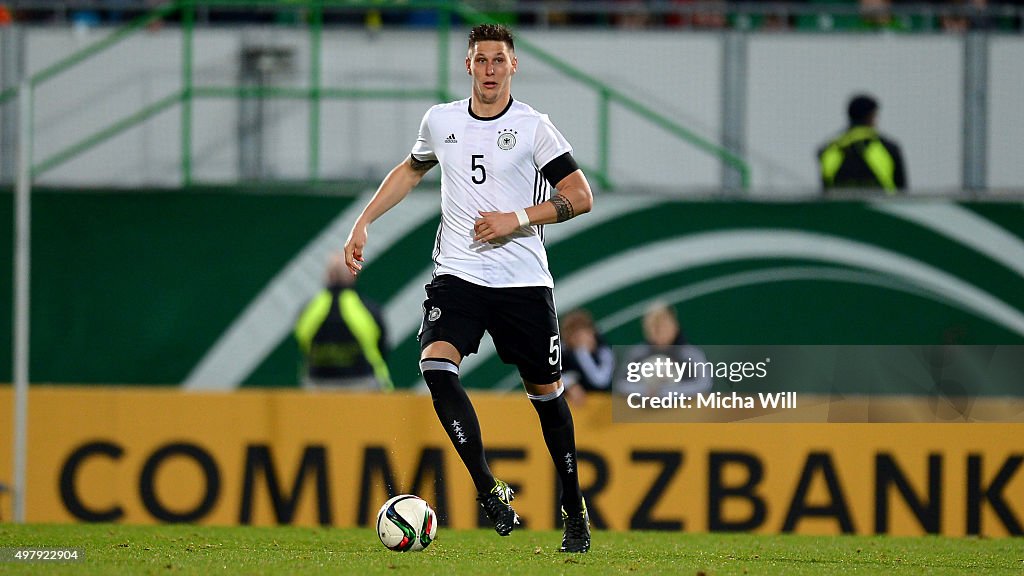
[1,0,1022,539]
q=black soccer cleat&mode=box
[477,479,520,536]
[559,498,591,553]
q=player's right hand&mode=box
[344,225,367,275]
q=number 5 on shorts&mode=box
[548,335,560,366]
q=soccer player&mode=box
[343,23,593,553]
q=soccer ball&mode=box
[376,494,438,552]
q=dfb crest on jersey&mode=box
[428,307,442,322]
[497,129,517,151]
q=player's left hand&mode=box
[473,211,520,242]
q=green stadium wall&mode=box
[1,189,1022,390]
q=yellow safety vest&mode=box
[820,126,897,192]
[294,289,393,391]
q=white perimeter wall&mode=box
[9,26,1024,193]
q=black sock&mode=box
[420,358,495,496]
[530,387,583,515]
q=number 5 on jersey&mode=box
[471,154,486,184]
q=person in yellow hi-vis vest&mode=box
[294,255,393,391]
[818,94,907,194]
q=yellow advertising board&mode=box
[0,387,1021,537]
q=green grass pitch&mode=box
[1,524,1021,575]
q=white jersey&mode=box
[411,97,572,288]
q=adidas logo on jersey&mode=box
[445,134,458,143]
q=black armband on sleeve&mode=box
[540,152,579,188]
[410,154,438,173]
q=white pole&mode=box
[12,78,32,524]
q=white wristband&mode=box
[514,208,530,227]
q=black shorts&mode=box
[418,274,562,385]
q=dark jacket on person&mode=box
[818,125,907,193]
[561,334,615,393]
[294,286,392,389]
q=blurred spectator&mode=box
[530,0,572,26]
[665,0,727,29]
[732,9,792,32]
[860,0,897,29]
[71,9,101,35]
[613,0,651,28]
[560,309,615,406]
[8,0,1018,31]
[294,254,393,391]
[817,93,907,193]
[797,0,927,31]
[940,0,993,31]
[864,0,936,31]
[760,11,792,31]
[616,302,713,398]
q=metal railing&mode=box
[0,0,751,190]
